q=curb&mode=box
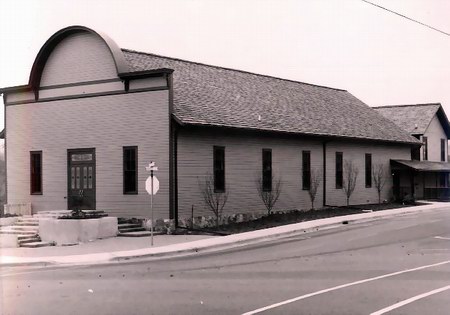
[1,203,447,268]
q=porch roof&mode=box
[391,159,450,172]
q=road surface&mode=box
[1,208,450,314]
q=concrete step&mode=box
[118,223,143,229]
[119,227,146,233]
[118,231,162,237]
[15,221,39,226]
[8,226,38,231]
[18,237,41,245]
[0,229,37,235]
[20,241,54,248]
[18,234,39,240]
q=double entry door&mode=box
[68,149,96,210]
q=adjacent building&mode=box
[0,26,420,222]
[374,104,450,200]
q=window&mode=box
[213,146,225,192]
[423,136,428,161]
[302,151,311,190]
[365,153,372,188]
[441,139,446,162]
[30,151,42,194]
[262,149,272,191]
[336,152,343,189]
[123,146,138,194]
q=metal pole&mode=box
[150,170,154,246]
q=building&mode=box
[374,104,450,200]
[0,26,420,222]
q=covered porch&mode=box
[391,160,450,201]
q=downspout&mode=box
[167,72,178,225]
[2,92,7,206]
[323,141,327,207]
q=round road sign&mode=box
[145,176,160,195]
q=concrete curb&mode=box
[1,202,447,267]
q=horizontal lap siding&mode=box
[40,32,118,86]
[6,91,170,218]
[325,142,410,206]
[423,115,447,162]
[177,130,324,219]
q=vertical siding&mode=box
[422,115,448,162]
[40,33,118,86]
[325,142,411,206]
[177,130,324,219]
[6,91,170,218]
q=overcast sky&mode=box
[1,0,450,134]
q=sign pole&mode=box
[150,169,154,246]
[145,161,158,248]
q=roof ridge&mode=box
[122,48,347,92]
[374,103,441,109]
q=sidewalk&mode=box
[1,201,448,267]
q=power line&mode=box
[361,0,450,37]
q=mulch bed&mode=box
[177,202,427,235]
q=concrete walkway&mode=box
[0,201,448,267]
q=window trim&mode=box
[213,146,226,193]
[262,148,272,192]
[365,153,372,188]
[30,151,43,195]
[335,152,343,189]
[123,146,138,195]
[302,150,311,190]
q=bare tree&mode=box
[343,160,359,206]
[372,163,388,204]
[308,168,321,210]
[198,173,229,227]
[256,174,282,215]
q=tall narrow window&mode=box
[213,146,225,192]
[441,139,446,162]
[365,153,372,188]
[336,152,343,189]
[423,136,428,161]
[123,146,138,194]
[302,151,311,190]
[30,151,42,194]
[262,149,272,191]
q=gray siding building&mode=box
[1,26,420,221]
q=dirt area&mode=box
[180,202,427,235]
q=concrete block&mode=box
[0,234,18,248]
[98,217,118,239]
[0,216,19,226]
[79,219,100,242]
[39,218,80,245]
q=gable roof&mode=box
[373,103,450,137]
[122,49,419,145]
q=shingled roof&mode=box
[374,103,450,137]
[122,49,418,145]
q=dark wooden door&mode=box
[68,149,96,210]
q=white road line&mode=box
[434,236,450,240]
[370,284,450,315]
[241,260,450,315]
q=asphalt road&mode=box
[1,208,450,315]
